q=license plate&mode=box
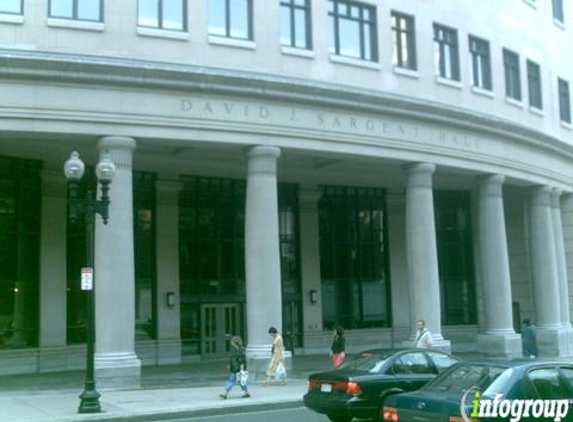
[320,383,332,393]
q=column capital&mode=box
[529,185,553,206]
[551,187,563,208]
[477,174,505,198]
[246,145,281,160]
[97,136,136,168]
[403,163,435,188]
[246,145,281,176]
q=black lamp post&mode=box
[64,150,116,414]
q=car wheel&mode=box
[327,415,352,422]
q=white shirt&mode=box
[415,328,433,348]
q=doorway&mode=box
[200,303,239,359]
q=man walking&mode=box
[415,320,433,349]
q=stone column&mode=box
[387,190,411,344]
[404,163,450,351]
[551,188,573,356]
[475,175,521,357]
[529,186,568,357]
[244,146,282,378]
[39,170,68,371]
[94,136,141,388]
[155,179,183,364]
[298,187,324,353]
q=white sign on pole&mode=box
[81,267,94,291]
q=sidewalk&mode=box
[0,355,330,422]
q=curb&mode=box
[60,399,304,422]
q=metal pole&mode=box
[78,194,101,413]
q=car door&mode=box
[391,352,436,392]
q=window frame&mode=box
[558,78,571,124]
[328,0,379,62]
[391,10,417,71]
[526,59,543,110]
[137,0,187,32]
[468,35,492,91]
[553,0,564,23]
[503,48,522,101]
[0,0,23,15]
[49,0,104,22]
[280,0,312,50]
[433,23,460,81]
[208,0,253,41]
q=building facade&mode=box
[1,0,572,385]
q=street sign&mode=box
[81,267,94,290]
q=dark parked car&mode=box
[303,348,460,422]
[383,358,573,422]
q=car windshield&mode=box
[427,363,509,393]
[338,352,391,373]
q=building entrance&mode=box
[200,303,239,359]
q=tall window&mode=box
[469,35,492,90]
[559,78,571,124]
[319,187,391,329]
[0,0,22,14]
[280,0,312,49]
[0,157,41,350]
[49,0,103,21]
[208,0,252,40]
[434,191,476,325]
[527,60,542,110]
[433,23,460,80]
[328,0,378,62]
[138,0,186,31]
[553,0,564,23]
[503,48,521,101]
[391,11,416,70]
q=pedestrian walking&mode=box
[522,319,537,358]
[330,326,346,368]
[219,335,250,399]
[264,326,287,385]
[415,319,433,349]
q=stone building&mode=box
[0,0,572,386]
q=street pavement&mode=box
[0,354,331,422]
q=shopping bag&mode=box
[237,370,249,386]
[276,362,286,380]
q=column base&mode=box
[477,333,522,358]
[246,345,292,382]
[537,327,570,358]
[95,352,141,389]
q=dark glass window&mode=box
[558,78,571,123]
[133,172,157,340]
[0,0,22,14]
[469,35,492,90]
[208,0,252,40]
[553,0,564,23]
[49,0,103,21]
[328,0,378,62]
[503,48,521,101]
[319,186,390,329]
[391,11,416,70]
[280,0,312,49]
[434,191,476,325]
[0,157,41,350]
[528,368,570,399]
[527,60,543,110]
[433,23,459,80]
[138,0,186,31]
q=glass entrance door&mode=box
[200,303,239,359]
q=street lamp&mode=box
[64,150,116,414]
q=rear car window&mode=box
[527,368,571,399]
[428,364,508,393]
[427,351,459,372]
[339,353,390,373]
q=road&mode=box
[170,407,331,422]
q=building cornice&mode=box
[0,49,571,158]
